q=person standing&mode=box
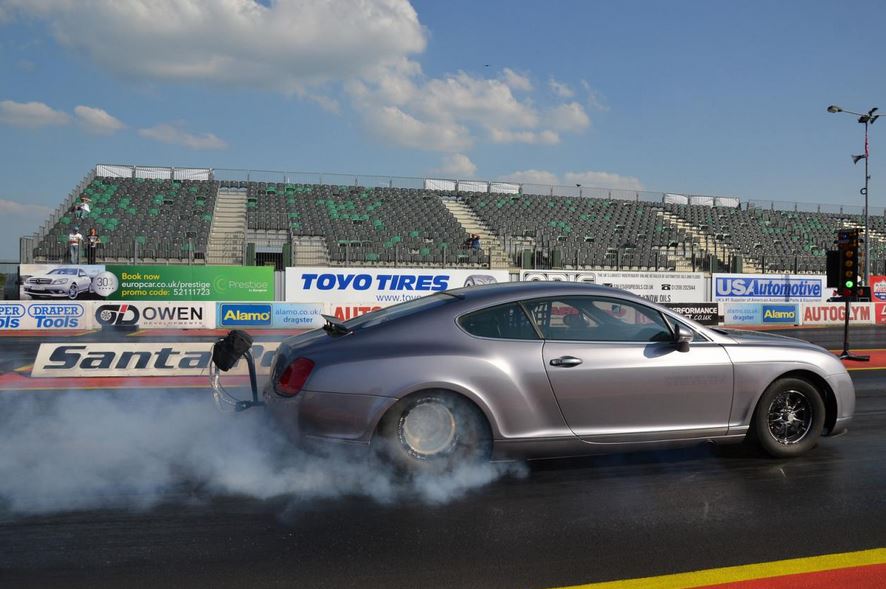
[68,227,83,264]
[86,227,101,265]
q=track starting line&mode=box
[554,547,886,589]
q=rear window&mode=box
[458,303,539,340]
[343,293,456,330]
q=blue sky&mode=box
[1,0,884,260]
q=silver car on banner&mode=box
[212,282,854,472]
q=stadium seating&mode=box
[32,177,216,262]
[28,169,886,275]
[237,181,483,266]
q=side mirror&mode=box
[673,323,692,352]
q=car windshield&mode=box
[48,268,78,275]
[342,292,457,331]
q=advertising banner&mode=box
[521,270,706,303]
[713,273,828,302]
[94,301,215,329]
[216,302,325,329]
[104,265,274,301]
[18,264,275,301]
[871,275,886,302]
[0,301,94,330]
[760,303,800,324]
[285,267,510,304]
[800,302,874,325]
[32,342,280,377]
[662,303,719,325]
[723,304,763,325]
[876,303,886,325]
[18,264,107,301]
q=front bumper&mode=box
[262,386,398,450]
[24,286,71,297]
[825,370,856,436]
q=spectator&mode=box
[73,195,91,220]
[471,234,481,251]
[68,227,83,264]
[463,234,474,248]
[86,228,101,265]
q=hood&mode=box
[717,328,827,351]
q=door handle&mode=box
[550,356,582,367]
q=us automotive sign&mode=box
[713,274,827,302]
[284,267,510,305]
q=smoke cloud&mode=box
[0,391,525,515]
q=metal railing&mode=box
[33,238,208,265]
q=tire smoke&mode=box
[0,391,525,516]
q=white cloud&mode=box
[501,170,645,191]
[549,78,574,98]
[580,80,609,112]
[564,171,644,191]
[2,1,598,152]
[432,153,477,177]
[501,67,532,92]
[0,100,69,127]
[545,102,590,132]
[352,65,558,150]
[362,106,471,152]
[74,105,125,134]
[0,198,51,217]
[0,0,426,93]
[503,169,560,185]
[139,123,227,150]
[488,128,559,145]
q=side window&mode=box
[523,296,674,342]
[459,303,539,340]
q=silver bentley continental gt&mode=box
[260,282,854,471]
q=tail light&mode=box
[276,357,314,397]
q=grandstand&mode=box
[20,164,886,275]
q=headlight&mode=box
[51,278,69,285]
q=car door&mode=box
[526,296,734,443]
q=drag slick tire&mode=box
[375,391,491,473]
[751,378,825,458]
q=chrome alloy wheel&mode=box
[767,389,813,445]
[398,399,457,458]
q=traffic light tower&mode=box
[829,228,869,361]
[837,229,860,298]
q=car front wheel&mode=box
[751,377,825,458]
[375,392,491,473]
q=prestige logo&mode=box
[96,304,140,326]
[28,303,84,328]
[0,304,25,329]
[219,303,272,327]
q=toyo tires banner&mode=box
[284,267,510,305]
[713,273,828,302]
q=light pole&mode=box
[827,104,879,287]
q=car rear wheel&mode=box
[68,284,78,299]
[751,378,825,458]
[375,392,491,473]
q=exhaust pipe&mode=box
[209,329,264,412]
